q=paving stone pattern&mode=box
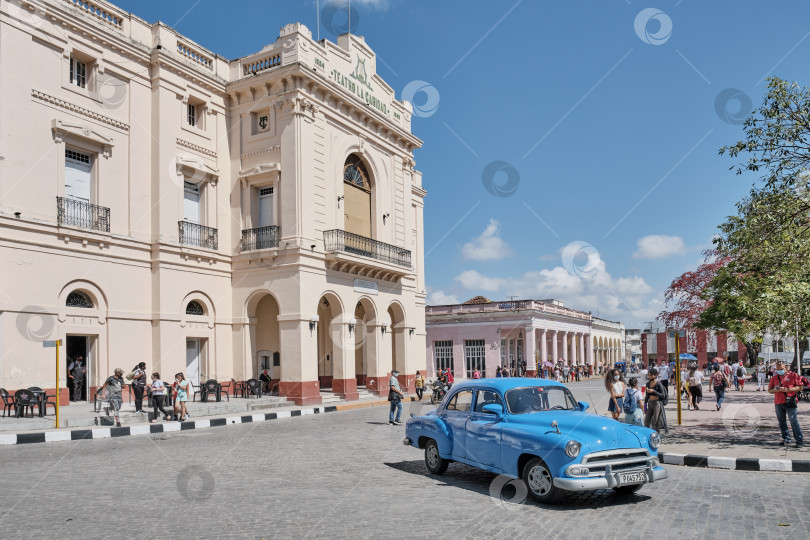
[0,405,808,539]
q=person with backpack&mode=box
[736,361,747,392]
[710,364,730,411]
[768,360,803,447]
[623,377,644,425]
[605,368,626,421]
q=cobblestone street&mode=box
[1,404,808,539]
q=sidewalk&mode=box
[657,386,809,464]
[0,391,412,442]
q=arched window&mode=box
[343,154,372,238]
[186,300,204,315]
[66,290,93,308]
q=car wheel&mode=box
[522,458,562,503]
[613,484,643,495]
[424,439,449,475]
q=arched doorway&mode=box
[387,302,410,392]
[249,293,281,391]
[316,294,340,390]
[343,154,372,238]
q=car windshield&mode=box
[504,386,579,414]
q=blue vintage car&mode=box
[403,378,667,503]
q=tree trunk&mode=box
[743,342,760,367]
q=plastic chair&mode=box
[230,378,246,399]
[14,389,37,418]
[1,389,16,417]
[245,378,262,399]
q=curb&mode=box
[658,451,810,473]
[0,404,348,446]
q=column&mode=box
[578,333,585,365]
[571,333,578,366]
[277,316,322,406]
[540,330,548,369]
[561,332,568,362]
[524,327,536,376]
[332,314,359,401]
[551,330,558,363]
[585,334,593,366]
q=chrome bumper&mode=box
[553,465,668,491]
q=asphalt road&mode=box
[0,402,808,539]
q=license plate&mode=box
[619,472,646,485]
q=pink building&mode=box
[425,297,622,379]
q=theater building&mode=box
[425,297,625,379]
[0,0,426,405]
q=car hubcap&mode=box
[527,465,552,495]
[427,445,438,468]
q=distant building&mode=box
[641,330,747,366]
[425,298,625,379]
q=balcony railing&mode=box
[57,196,110,232]
[323,229,411,268]
[241,225,279,251]
[178,221,218,250]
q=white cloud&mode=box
[461,219,513,261]
[633,235,685,259]
[427,289,458,305]
[452,250,659,325]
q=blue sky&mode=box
[114,0,810,327]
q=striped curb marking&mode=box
[0,405,341,446]
[658,452,810,473]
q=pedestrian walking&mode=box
[686,367,704,410]
[644,368,666,433]
[67,356,86,402]
[562,365,570,383]
[623,377,644,425]
[756,362,767,391]
[149,372,171,422]
[736,361,747,392]
[130,362,147,413]
[710,364,729,411]
[495,366,502,378]
[605,368,626,421]
[388,369,404,425]
[502,368,511,377]
[446,369,454,388]
[173,372,190,421]
[101,368,125,427]
[768,361,803,447]
[472,369,481,379]
[415,371,424,400]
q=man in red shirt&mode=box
[768,361,804,447]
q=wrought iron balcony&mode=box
[178,221,218,250]
[241,225,280,251]
[323,229,411,268]
[57,196,110,232]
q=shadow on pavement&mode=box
[384,460,653,510]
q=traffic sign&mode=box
[42,340,62,347]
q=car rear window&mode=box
[445,390,473,412]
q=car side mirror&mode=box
[578,401,590,411]
[481,404,504,418]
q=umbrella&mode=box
[542,361,554,367]
[679,353,697,360]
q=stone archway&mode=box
[387,301,411,393]
[245,291,281,390]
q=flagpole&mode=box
[317,0,320,41]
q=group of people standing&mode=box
[96,365,192,427]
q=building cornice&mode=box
[176,137,217,158]
[32,89,130,130]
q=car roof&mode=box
[449,377,567,393]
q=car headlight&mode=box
[649,432,661,449]
[565,440,581,458]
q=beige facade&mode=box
[0,0,426,405]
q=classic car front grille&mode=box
[579,449,651,476]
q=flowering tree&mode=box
[659,251,730,330]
